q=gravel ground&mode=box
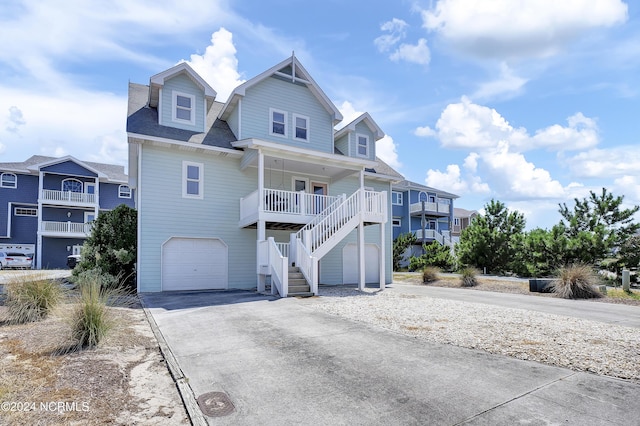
[306,286,640,383]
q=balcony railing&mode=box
[240,188,341,225]
[410,201,450,215]
[41,221,92,235]
[41,189,96,204]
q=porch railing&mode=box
[41,221,92,234]
[410,202,450,214]
[41,189,96,204]
[414,229,453,247]
[240,188,340,222]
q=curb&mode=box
[139,296,208,426]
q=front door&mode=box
[311,182,328,213]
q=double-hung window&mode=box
[1,173,17,188]
[356,134,369,158]
[183,161,203,199]
[392,191,403,206]
[292,114,309,141]
[118,185,131,198]
[270,108,287,137]
[173,91,196,125]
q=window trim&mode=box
[62,178,83,193]
[14,207,37,217]
[269,108,288,138]
[118,184,132,199]
[182,161,204,199]
[292,113,309,142]
[84,212,96,223]
[356,133,369,158]
[392,191,403,206]
[1,173,17,189]
[392,217,402,227]
[172,91,196,125]
[454,217,461,226]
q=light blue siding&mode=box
[160,74,205,132]
[352,122,376,161]
[137,145,259,292]
[334,134,349,156]
[240,76,334,152]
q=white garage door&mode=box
[342,243,380,284]
[162,237,228,291]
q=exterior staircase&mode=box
[286,266,312,297]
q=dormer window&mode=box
[270,108,287,137]
[119,185,132,198]
[1,173,17,188]
[293,114,309,141]
[356,134,369,158]
[172,91,195,125]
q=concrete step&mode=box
[288,278,307,286]
[288,284,311,293]
[288,266,300,273]
[287,291,314,298]
[289,272,305,280]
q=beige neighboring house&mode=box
[451,208,478,243]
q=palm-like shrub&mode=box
[460,267,479,287]
[422,266,440,283]
[551,264,603,299]
[4,275,62,324]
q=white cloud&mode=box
[419,97,599,153]
[425,162,490,195]
[472,63,528,100]
[6,106,26,133]
[389,39,431,65]
[414,126,436,137]
[567,146,640,178]
[374,18,408,52]
[335,101,362,130]
[421,0,628,59]
[182,28,246,102]
[613,176,640,203]
[376,135,402,169]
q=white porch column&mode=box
[379,223,385,290]
[257,150,266,292]
[357,168,365,291]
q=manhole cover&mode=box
[197,391,235,417]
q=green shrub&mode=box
[460,267,479,287]
[4,275,63,324]
[551,264,603,299]
[70,271,132,349]
[422,266,440,283]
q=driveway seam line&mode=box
[452,372,578,425]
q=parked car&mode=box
[0,252,33,269]
[67,254,81,269]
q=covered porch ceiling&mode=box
[234,138,378,181]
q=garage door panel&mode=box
[162,238,228,291]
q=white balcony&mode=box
[41,189,97,206]
[240,188,341,228]
[41,221,92,237]
[410,201,450,216]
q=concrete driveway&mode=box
[142,290,640,425]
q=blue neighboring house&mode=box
[0,155,135,269]
[391,179,459,258]
[127,56,403,295]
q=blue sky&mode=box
[1,0,639,230]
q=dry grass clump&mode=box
[69,270,134,349]
[3,274,63,324]
[460,267,479,287]
[551,264,603,299]
[422,266,440,283]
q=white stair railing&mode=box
[295,238,317,294]
[264,237,288,297]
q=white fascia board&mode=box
[127,133,243,158]
[232,138,377,168]
[150,62,217,99]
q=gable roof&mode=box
[219,54,343,124]
[0,155,129,182]
[393,179,459,199]
[148,62,217,110]
[454,207,478,218]
[334,112,385,141]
